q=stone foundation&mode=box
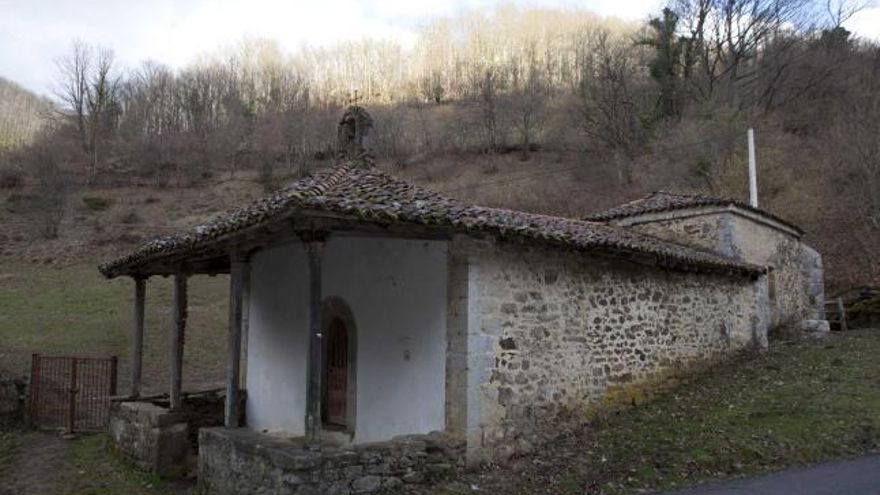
[109,393,226,477]
[109,401,192,477]
[198,428,465,494]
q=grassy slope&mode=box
[0,262,229,394]
[63,434,194,495]
[0,330,876,495]
[434,330,880,494]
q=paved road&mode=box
[660,456,880,495]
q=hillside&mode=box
[0,4,877,292]
[0,78,48,150]
[1,145,873,293]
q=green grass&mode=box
[435,330,880,494]
[0,262,229,393]
[0,430,19,480]
[63,434,193,495]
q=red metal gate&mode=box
[29,354,118,432]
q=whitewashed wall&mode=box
[245,236,448,443]
[246,242,309,435]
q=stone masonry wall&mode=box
[108,401,192,477]
[454,238,767,461]
[626,214,729,256]
[198,428,464,495]
[727,215,822,328]
[625,210,823,330]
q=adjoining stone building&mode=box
[98,107,821,494]
[585,191,826,333]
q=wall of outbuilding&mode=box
[727,215,824,326]
[245,236,448,443]
[446,237,768,463]
[622,210,823,328]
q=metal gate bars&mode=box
[29,354,118,433]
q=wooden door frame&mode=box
[320,296,357,436]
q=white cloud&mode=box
[845,6,880,41]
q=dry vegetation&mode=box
[0,1,877,292]
[430,329,880,494]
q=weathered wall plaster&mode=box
[245,236,448,443]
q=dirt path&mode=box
[0,431,71,495]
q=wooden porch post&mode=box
[239,264,251,390]
[170,272,187,410]
[131,277,146,398]
[225,255,246,427]
[304,237,325,443]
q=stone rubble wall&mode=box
[625,210,824,330]
[726,215,822,328]
[198,428,465,495]
[627,213,729,256]
[455,238,767,461]
[108,401,192,477]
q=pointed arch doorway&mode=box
[321,297,357,433]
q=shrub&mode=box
[0,167,23,189]
[82,196,112,212]
[119,209,142,225]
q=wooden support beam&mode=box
[225,255,246,428]
[170,272,187,410]
[304,237,325,443]
[131,277,146,398]
[239,262,251,390]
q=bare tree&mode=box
[55,41,90,157]
[55,42,119,178]
[507,45,549,154]
[25,142,69,238]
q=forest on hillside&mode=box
[0,0,877,289]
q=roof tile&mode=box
[99,165,765,278]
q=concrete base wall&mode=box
[108,401,191,478]
[198,428,464,495]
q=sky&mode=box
[1,0,879,97]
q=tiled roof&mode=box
[99,164,765,278]
[584,191,803,234]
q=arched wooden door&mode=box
[322,318,348,427]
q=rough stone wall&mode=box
[626,214,729,256]
[108,401,192,477]
[451,238,767,461]
[198,428,464,495]
[727,215,822,328]
[626,210,824,329]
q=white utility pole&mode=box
[747,128,758,207]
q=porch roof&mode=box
[99,160,766,279]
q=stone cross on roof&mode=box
[336,103,373,163]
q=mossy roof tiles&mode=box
[100,164,765,278]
